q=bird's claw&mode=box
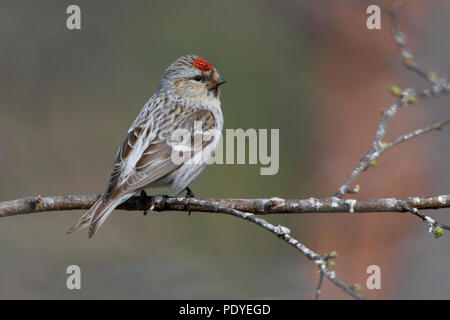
[185,187,195,198]
[140,190,149,216]
[185,187,195,216]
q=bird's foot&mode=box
[185,187,195,216]
[185,187,195,198]
[141,190,150,216]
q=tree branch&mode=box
[1,194,449,217]
[3,192,448,299]
[0,193,368,300]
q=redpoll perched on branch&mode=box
[68,55,226,238]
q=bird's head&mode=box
[158,55,226,101]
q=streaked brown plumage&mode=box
[68,55,225,238]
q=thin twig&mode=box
[391,4,437,84]
[334,3,450,198]
[390,2,450,98]
[384,119,450,150]
[334,90,415,197]
[191,200,365,300]
[315,271,325,300]
[334,115,450,196]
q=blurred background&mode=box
[0,0,449,299]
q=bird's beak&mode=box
[214,77,226,86]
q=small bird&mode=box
[68,55,225,238]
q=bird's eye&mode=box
[194,75,202,81]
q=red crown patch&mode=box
[192,57,213,72]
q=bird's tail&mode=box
[67,195,124,238]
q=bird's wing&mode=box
[84,102,217,238]
[103,104,217,198]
